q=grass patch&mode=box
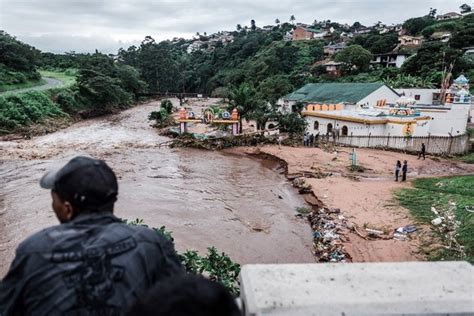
[0,79,47,93]
[295,206,311,214]
[395,176,474,263]
[39,70,76,86]
[455,152,474,164]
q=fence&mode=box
[321,133,471,155]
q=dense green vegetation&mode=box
[125,218,240,295]
[0,91,65,131]
[0,31,41,91]
[0,32,147,133]
[396,176,474,263]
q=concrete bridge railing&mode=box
[239,261,473,315]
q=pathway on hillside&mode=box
[0,77,63,95]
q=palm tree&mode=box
[275,18,280,25]
[229,83,258,133]
[236,24,242,31]
[290,15,296,24]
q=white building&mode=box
[395,89,442,105]
[280,83,400,113]
[371,52,410,68]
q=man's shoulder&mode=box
[16,225,62,254]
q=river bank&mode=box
[226,145,474,262]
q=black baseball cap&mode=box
[40,156,118,210]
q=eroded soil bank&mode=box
[0,101,315,277]
[227,145,474,262]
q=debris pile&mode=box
[292,177,312,194]
[307,208,352,262]
[430,202,465,258]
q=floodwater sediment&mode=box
[0,100,315,277]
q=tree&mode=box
[277,112,307,135]
[251,19,256,31]
[228,83,259,132]
[460,3,472,13]
[428,7,437,18]
[334,45,373,73]
[275,18,280,25]
[290,15,295,24]
[402,16,436,35]
[258,75,294,105]
[401,41,464,77]
[236,24,242,31]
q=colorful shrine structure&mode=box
[177,107,240,135]
[446,75,472,104]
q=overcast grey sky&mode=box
[0,0,472,54]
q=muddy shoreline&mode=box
[228,145,474,262]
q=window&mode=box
[414,95,420,101]
[314,121,319,130]
[342,126,348,136]
[327,123,333,134]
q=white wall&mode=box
[395,55,407,68]
[395,89,440,105]
[305,116,388,136]
[357,85,399,107]
[421,104,470,136]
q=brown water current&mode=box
[0,101,314,277]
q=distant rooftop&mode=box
[285,83,388,104]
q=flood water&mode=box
[0,100,314,277]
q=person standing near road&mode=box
[418,143,426,160]
[395,160,401,182]
[402,160,408,181]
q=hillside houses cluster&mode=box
[185,31,235,53]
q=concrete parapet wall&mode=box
[239,262,473,316]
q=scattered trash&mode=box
[429,202,466,259]
[431,217,443,226]
[393,232,407,241]
[308,207,352,263]
[395,225,417,234]
[365,228,384,236]
[292,177,312,194]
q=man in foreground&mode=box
[0,156,183,315]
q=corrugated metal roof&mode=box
[285,83,387,103]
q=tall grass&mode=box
[395,176,474,263]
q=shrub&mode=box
[0,91,64,131]
[124,219,241,295]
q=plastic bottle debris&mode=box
[395,225,417,234]
[365,228,384,236]
[431,217,443,226]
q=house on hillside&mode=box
[279,82,400,113]
[324,42,346,56]
[323,61,343,77]
[371,52,411,68]
[292,26,326,40]
[436,12,462,21]
[398,35,423,47]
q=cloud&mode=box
[0,0,468,53]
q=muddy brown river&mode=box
[0,100,314,277]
